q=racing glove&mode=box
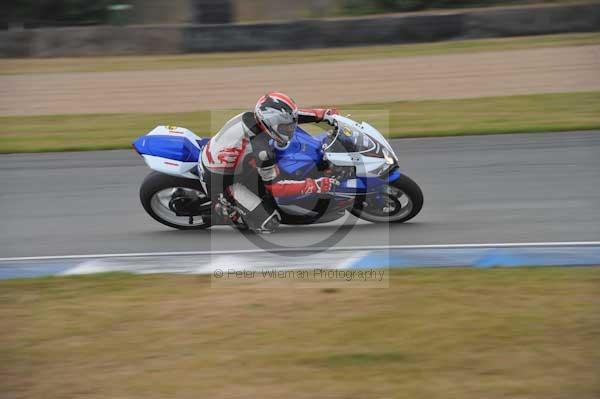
[307,177,335,193]
[265,177,337,197]
[298,108,340,125]
[321,109,340,126]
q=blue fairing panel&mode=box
[273,127,403,198]
[133,135,202,163]
[197,138,210,148]
[275,128,324,178]
[333,171,402,195]
[387,168,402,183]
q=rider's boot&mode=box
[227,183,281,234]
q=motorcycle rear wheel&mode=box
[350,174,423,223]
[140,172,212,230]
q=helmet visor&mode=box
[277,121,297,137]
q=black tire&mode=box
[140,172,211,230]
[350,174,423,223]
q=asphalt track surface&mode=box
[1,131,599,258]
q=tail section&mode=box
[133,126,208,179]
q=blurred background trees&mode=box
[1,0,111,29]
[340,0,574,15]
[0,0,577,29]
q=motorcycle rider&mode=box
[200,92,339,233]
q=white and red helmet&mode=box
[254,92,299,146]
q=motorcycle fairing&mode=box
[273,126,402,203]
[273,128,324,178]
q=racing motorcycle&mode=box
[132,114,423,230]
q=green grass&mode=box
[1,32,599,75]
[1,91,599,153]
[1,267,599,398]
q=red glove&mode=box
[322,109,339,126]
[299,108,340,124]
[305,177,335,194]
[266,177,336,197]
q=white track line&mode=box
[1,241,600,263]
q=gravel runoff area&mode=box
[1,45,599,116]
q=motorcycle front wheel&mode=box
[350,174,423,223]
[140,172,212,230]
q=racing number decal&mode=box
[167,125,184,134]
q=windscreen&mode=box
[325,126,377,154]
